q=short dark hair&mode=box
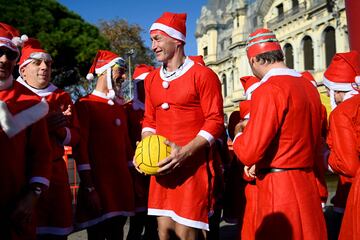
[255,50,284,64]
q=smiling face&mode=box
[150,31,179,64]
[20,58,52,89]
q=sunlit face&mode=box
[0,47,18,80]
[150,32,178,63]
[21,58,52,88]
[112,65,127,92]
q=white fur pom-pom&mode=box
[86,73,94,81]
[21,34,28,42]
[12,36,22,47]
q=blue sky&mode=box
[58,0,208,56]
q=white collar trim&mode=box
[92,90,109,99]
[261,68,301,84]
[16,76,57,97]
[160,57,194,82]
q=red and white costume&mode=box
[142,57,224,230]
[74,50,134,229]
[328,94,360,240]
[0,80,52,239]
[0,22,52,239]
[233,68,327,239]
[16,38,80,236]
[125,64,154,212]
[301,71,329,207]
[324,51,360,240]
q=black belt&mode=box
[258,167,310,175]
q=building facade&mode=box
[195,0,349,120]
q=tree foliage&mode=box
[99,18,156,73]
[0,0,109,88]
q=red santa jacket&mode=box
[0,81,52,213]
[328,94,360,239]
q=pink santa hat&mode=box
[150,12,187,43]
[240,76,261,100]
[87,50,126,104]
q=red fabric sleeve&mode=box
[73,100,90,168]
[233,83,287,166]
[196,68,224,139]
[142,71,157,132]
[328,109,359,178]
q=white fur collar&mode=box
[16,76,57,97]
[160,57,194,82]
[0,98,49,138]
[261,68,301,84]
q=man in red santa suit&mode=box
[301,71,329,209]
[124,64,159,240]
[232,28,327,239]
[324,51,360,240]
[0,22,52,239]
[16,38,80,239]
[74,50,134,239]
[140,12,224,240]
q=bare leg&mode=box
[157,216,175,240]
[174,222,198,240]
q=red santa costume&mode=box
[142,12,224,230]
[324,51,360,240]
[74,50,134,229]
[223,76,259,226]
[125,64,154,212]
[301,71,329,207]
[16,38,80,236]
[0,23,52,239]
[233,28,327,239]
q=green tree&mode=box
[99,18,156,72]
[0,0,109,90]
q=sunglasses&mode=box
[0,48,19,61]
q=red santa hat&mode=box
[150,12,187,42]
[301,71,317,87]
[133,64,154,80]
[86,50,126,80]
[323,51,360,91]
[189,55,205,66]
[240,76,260,100]
[0,22,27,55]
[18,38,52,70]
[87,50,126,103]
[246,28,281,58]
[239,100,250,120]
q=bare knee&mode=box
[157,216,175,240]
[174,223,198,240]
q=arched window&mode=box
[284,43,294,69]
[228,71,234,94]
[303,36,314,70]
[222,74,227,97]
[324,26,336,67]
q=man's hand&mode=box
[234,119,249,136]
[157,140,189,175]
[244,165,256,179]
[83,187,102,216]
[10,190,39,233]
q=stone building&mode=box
[195,0,349,120]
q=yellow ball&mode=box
[134,135,171,175]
